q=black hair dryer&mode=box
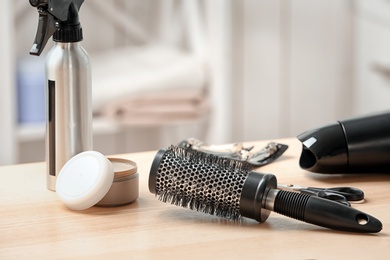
[297,111,390,173]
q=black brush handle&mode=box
[270,189,382,233]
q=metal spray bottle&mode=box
[29,0,92,191]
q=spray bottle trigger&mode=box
[30,8,57,56]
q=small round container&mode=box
[96,158,139,207]
[56,151,139,210]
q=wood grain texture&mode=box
[1,138,389,259]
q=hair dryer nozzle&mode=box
[298,111,390,174]
[297,123,348,173]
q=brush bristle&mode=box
[152,145,251,220]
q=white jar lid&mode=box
[56,151,114,210]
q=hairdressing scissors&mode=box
[277,184,365,207]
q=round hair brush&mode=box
[149,146,382,233]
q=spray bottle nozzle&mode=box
[29,0,84,56]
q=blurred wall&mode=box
[230,0,354,142]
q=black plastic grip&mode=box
[273,191,382,233]
[273,190,310,221]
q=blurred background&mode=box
[1,0,389,165]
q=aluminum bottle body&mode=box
[45,42,93,191]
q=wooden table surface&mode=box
[1,138,389,259]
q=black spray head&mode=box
[29,0,84,56]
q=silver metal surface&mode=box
[154,147,248,220]
[45,42,92,191]
[178,138,288,167]
[264,188,279,211]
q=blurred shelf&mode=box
[17,117,122,143]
